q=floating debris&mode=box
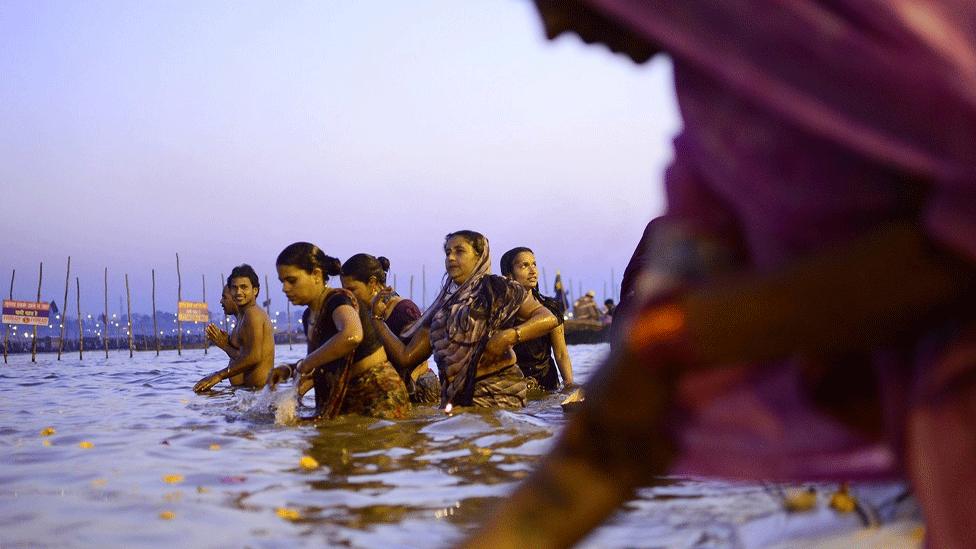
[275,507,301,521]
[220,476,247,484]
[783,487,817,512]
[91,479,108,488]
[40,427,56,436]
[829,483,857,513]
[209,443,221,451]
[162,474,184,484]
[78,441,94,449]
[196,486,209,494]
[299,456,319,470]
[159,510,175,520]
[42,440,52,447]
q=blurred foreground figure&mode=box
[463,1,976,547]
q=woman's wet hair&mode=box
[276,242,342,281]
[340,253,390,285]
[444,230,487,257]
[499,247,534,278]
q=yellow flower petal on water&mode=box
[40,427,56,436]
[179,399,189,405]
[783,488,817,512]
[829,490,857,513]
[299,456,319,470]
[42,440,52,447]
[275,507,301,521]
[78,441,94,449]
[159,510,176,520]
[163,491,183,503]
[91,478,108,488]
[209,443,221,451]
[162,474,184,484]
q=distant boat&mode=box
[563,318,609,344]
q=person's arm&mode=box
[461,222,975,548]
[369,288,433,369]
[485,296,558,357]
[297,303,362,376]
[205,323,237,357]
[549,324,574,387]
[194,308,262,392]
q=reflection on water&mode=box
[0,344,916,548]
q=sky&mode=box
[0,0,682,316]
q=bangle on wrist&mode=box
[514,326,522,344]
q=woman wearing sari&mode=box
[339,253,440,405]
[371,230,558,409]
[273,242,409,420]
[499,247,574,391]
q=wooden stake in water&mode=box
[58,257,71,360]
[202,274,208,355]
[176,253,182,356]
[76,277,83,360]
[286,297,293,350]
[103,267,109,359]
[3,269,13,364]
[152,269,159,356]
[409,275,414,301]
[125,274,134,358]
[31,262,43,363]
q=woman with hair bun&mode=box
[271,242,409,420]
[499,247,574,391]
[340,253,439,404]
[371,230,558,409]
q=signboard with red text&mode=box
[2,300,51,327]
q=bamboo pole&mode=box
[409,275,414,301]
[264,274,271,316]
[152,269,159,356]
[103,267,109,359]
[125,274,134,358]
[31,262,42,363]
[3,269,13,364]
[286,296,293,350]
[568,278,574,306]
[176,253,182,356]
[202,274,208,355]
[76,277,83,360]
[58,257,70,360]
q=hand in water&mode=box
[193,372,223,393]
[205,324,228,347]
[267,364,294,390]
[370,286,395,319]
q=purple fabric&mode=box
[385,299,422,344]
[588,1,976,545]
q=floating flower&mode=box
[159,511,175,520]
[162,474,184,484]
[209,444,221,451]
[40,427,56,436]
[42,440,52,447]
[78,441,94,449]
[299,456,319,470]
[275,507,301,521]
[783,487,817,512]
[91,479,107,488]
[828,484,857,513]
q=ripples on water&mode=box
[0,345,918,548]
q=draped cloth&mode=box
[582,1,976,545]
[405,241,528,406]
[305,288,359,419]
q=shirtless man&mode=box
[193,264,275,392]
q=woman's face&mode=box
[508,251,538,290]
[340,275,378,305]
[276,264,323,306]
[444,236,481,285]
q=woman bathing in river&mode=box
[339,253,440,405]
[273,242,409,420]
[499,247,574,392]
[370,230,558,409]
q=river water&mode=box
[0,344,919,548]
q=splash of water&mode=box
[235,384,300,425]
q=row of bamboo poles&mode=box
[3,255,617,365]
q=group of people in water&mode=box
[192,230,576,419]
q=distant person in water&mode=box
[500,247,574,391]
[371,230,558,409]
[603,299,616,324]
[193,265,275,392]
[572,291,601,321]
[340,253,440,405]
[271,242,409,420]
